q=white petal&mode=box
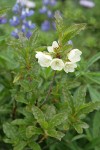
[64,62,77,73]
[35,52,52,67]
[68,49,82,63]
[52,41,59,49]
[26,1,36,8]
[47,46,54,53]
[50,58,64,71]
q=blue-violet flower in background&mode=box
[0,15,7,24]
[39,0,57,31]
[9,0,36,39]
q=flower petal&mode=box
[64,62,77,73]
[50,58,64,71]
[52,41,59,49]
[35,52,52,67]
[68,49,82,63]
[47,46,54,53]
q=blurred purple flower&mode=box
[9,0,36,39]
[39,6,47,14]
[0,16,7,24]
[41,20,50,31]
[9,16,20,26]
[40,0,57,31]
[47,10,53,18]
[26,30,32,39]
[11,29,19,38]
[24,21,36,29]
[79,0,95,8]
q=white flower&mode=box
[26,1,36,8]
[50,58,64,71]
[35,52,52,67]
[79,0,95,8]
[17,0,35,8]
[64,62,77,73]
[47,41,59,53]
[68,49,82,63]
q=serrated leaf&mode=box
[3,123,18,139]
[28,141,41,150]
[49,113,67,128]
[61,23,86,44]
[32,106,48,128]
[88,85,100,102]
[74,85,87,107]
[14,140,27,150]
[26,126,43,138]
[76,102,100,117]
[74,122,89,134]
[73,124,83,134]
[44,105,56,120]
[32,106,45,122]
[86,52,100,70]
[47,129,65,141]
[11,119,26,125]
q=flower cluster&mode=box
[79,0,95,8]
[0,15,7,24]
[35,41,82,73]
[9,0,36,39]
[39,0,57,31]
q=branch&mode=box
[12,99,17,120]
[40,71,56,107]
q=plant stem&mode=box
[40,71,56,107]
[12,99,17,120]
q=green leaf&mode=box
[11,119,27,125]
[61,23,86,44]
[86,52,100,70]
[93,111,100,138]
[28,28,39,47]
[3,123,18,139]
[47,129,65,141]
[85,72,100,85]
[76,102,100,117]
[54,11,64,34]
[73,122,89,134]
[88,85,100,102]
[32,106,48,128]
[71,134,86,142]
[28,141,41,150]
[26,126,43,138]
[74,85,87,107]
[32,106,45,122]
[14,140,27,150]
[49,113,67,128]
[44,105,56,120]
